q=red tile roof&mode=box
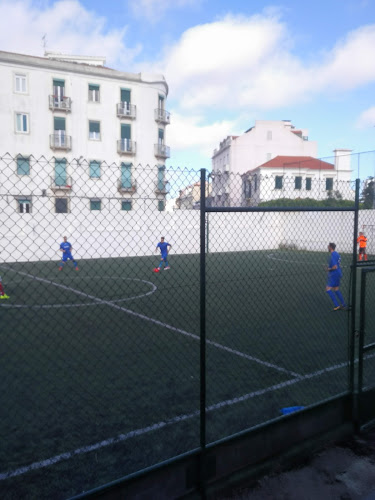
[254,155,334,171]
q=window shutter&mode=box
[54,117,66,131]
[89,122,100,133]
[55,159,67,186]
[121,124,131,140]
[121,89,131,103]
[121,163,132,188]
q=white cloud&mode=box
[0,0,140,68]
[129,0,200,24]
[314,25,375,91]
[356,106,375,128]
[155,16,375,113]
[167,112,240,156]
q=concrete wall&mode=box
[2,204,374,264]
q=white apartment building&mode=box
[211,120,352,206]
[0,50,171,215]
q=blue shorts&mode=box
[327,271,342,288]
[161,254,168,261]
[62,251,74,262]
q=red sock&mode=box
[0,282,4,296]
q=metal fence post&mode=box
[350,179,360,403]
[200,168,207,498]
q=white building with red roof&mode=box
[211,120,352,206]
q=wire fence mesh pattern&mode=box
[1,153,375,498]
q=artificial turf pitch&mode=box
[0,250,374,498]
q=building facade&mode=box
[0,50,171,214]
[211,120,352,206]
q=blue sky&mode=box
[1,0,375,177]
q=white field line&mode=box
[3,353,375,481]
[0,277,157,308]
[0,266,300,378]
[267,253,351,269]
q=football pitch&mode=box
[0,249,374,499]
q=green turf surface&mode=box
[0,250,373,499]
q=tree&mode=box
[361,177,375,209]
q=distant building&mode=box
[176,182,212,210]
[211,120,352,206]
[241,152,353,205]
[0,49,171,214]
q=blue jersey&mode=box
[329,251,342,277]
[60,241,72,253]
[157,241,170,257]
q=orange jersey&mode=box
[357,235,367,248]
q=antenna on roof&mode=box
[42,34,47,51]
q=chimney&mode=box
[334,149,352,171]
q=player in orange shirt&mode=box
[357,232,368,261]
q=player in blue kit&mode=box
[154,237,172,272]
[59,236,79,271]
[326,242,347,311]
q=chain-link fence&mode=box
[0,152,374,498]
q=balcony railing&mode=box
[117,179,137,193]
[117,139,136,155]
[49,95,72,111]
[50,175,73,191]
[50,133,72,150]
[154,108,171,124]
[154,144,170,159]
[155,180,170,195]
[117,103,136,119]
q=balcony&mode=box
[154,144,170,159]
[117,103,136,119]
[49,95,72,112]
[117,179,137,193]
[155,180,170,195]
[117,139,136,155]
[50,175,73,191]
[154,108,170,125]
[50,133,72,151]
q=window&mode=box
[90,199,101,211]
[55,158,67,186]
[18,198,31,213]
[244,179,252,198]
[15,74,27,93]
[326,178,333,191]
[17,156,30,175]
[158,95,165,110]
[121,200,132,211]
[275,176,283,189]
[157,165,165,191]
[158,200,165,211]
[89,121,101,140]
[121,163,132,188]
[120,124,131,151]
[306,177,312,191]
[295,176,302,190]
[55,198,68,213]
[89,160,101,178]
[88,84,100,102]
[121,88,131,104]
[15,113,29,133]
[267,130,272,140]
[53,79,65,98]
[158,128,164,144]
[54,117,66,132]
